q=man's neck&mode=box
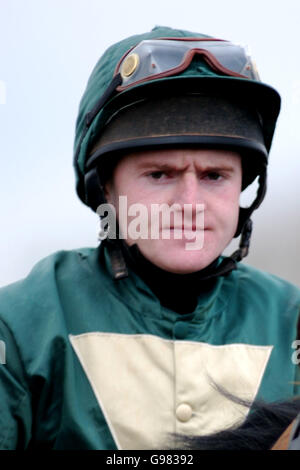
[122,244,219,314]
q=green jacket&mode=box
[0,246,299,449]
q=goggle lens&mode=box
[115,38,259,90]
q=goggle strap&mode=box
[74,73,122,180]
[86,73,122,126]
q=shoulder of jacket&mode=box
[233,262,300,303]
[0,247,97,315]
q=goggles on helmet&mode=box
[81,37,260,142]
[115,37,260,91]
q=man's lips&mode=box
[165,226,208,231]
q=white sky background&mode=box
[0,0,299,288]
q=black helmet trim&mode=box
[86,92,268,182]
[86,135,267,171]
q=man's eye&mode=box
[149,171,165,180]
[205,172,222,181]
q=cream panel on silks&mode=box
[69,332,272,450]
[174,341,273,436]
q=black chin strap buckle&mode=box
[106,239,128,280]
[104,218,253,282]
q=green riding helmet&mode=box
[73,26,281,276]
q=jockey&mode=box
[0,26,300,450]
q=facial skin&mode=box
[105,148,242,274]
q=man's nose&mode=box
[175,173,203,207]
[169,173,206,223]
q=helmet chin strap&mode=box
[231,218,253,262]
[103,216,253,282]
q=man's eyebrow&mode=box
[136,161,182,171]
[200,165,236,172]
[136,161,236,172]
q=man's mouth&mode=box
[167,225,205,231]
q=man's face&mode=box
[105,148,242,274]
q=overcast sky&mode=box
[0,0,300,287]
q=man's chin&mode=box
[142,250,218,274]
[127,235,222,274]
